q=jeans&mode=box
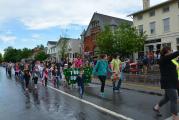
[25,78,30,89]
[79,85,84,96]
[113,79,122,90]
[44,77,48,87]
[158,89,177,115]
[98,76,106,93]
[33,77,38,85]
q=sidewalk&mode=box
[91,79,164,96]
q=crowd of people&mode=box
[3,48,179,119]
[4,54,128,98]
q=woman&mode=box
[111,54,121,92]
[93,54,112,97]
[153,46,179,120]
[24,67,31,91]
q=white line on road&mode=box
[47,85,134,120]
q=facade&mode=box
[56,38,81,62]
[47,41,57,62]
[82,12,132,55]
[129,0,179,52]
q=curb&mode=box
[91,82,163,96]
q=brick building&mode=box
[81,12,132,55]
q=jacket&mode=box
[93,59,112,76]
[159,51,179,89]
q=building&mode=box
[56,37,81,62]
[129,0,179,52]
[47,41,57,62]
[81,12,132,55]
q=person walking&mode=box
[93,54,112,97]
[43,67,48,87]
[76,70,85,98]
[153,46,179,120]
[32,65,39,89]
[111,54,121,92]
[14,63,20,79]
[24,67,31,91]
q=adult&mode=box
[74,56,82,68]
[93,54,112,97]
[111,54,121,92]
[14,63,20,78]
[153,46,179,120]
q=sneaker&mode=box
[100,92,105,98]
[153,107,162,117]
[80,94,83,99]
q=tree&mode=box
[96,22,147,57]
[35,51,48,61]
[58,39,68,59]
[114,22,146,57]
[3,47,33,62]
[0,53,3,63]
[21,48,32,59]
[96,26,115,55]
[3,47,18,62]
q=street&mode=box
[0,67,177,120]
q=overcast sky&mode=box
[0,0,167,54]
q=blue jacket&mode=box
[93,59,112,76]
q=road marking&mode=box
[47,85,134,120]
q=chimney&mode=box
[143,0,150,9]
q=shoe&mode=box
[80,94,83,99]
[100,92,105,98]
[153,107,162,117]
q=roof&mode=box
[84,12,132,36]
[94,12,132,24]
[128,0,177,16]
[57,37,80,45]
[47,41,57,45]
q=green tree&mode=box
[35,51,48,61]
[0,53,3,63]
[58,39,68,59]
[114,23,146,56]
[96,26,115,55]
[3,47,33,62]
[3,47,17,62]
[21,48,32,59]
[96,23,147,56]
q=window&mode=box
[137,15,143,20]
[138,25,143,34]
[177,38,179,44]
[149,10,155,17]
[163,18,170,32]
[91,20,99,28]
[149,22,156,34]
[162,43,171,48]
[163,6,170,13]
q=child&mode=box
[76,70,85,98]
[32,66,39,89]
[43,67,48,87]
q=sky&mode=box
[0,0,167,54]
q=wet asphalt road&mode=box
[0,67,177,120]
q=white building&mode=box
[129,0,179,52]
[56,38,82,62]
[47,41,57,62]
